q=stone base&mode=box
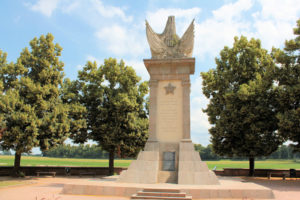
[119,140,220,185]
[178,140,219,185]
[118,149,159,184]
[62,176,274,199]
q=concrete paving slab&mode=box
[61,176,274,199]
[0,176,299,200]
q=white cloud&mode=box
[252,0,300,49]
[213,0,253,21]
[76,64,83,70]
[195,0,253,59]
[82,56,149,81]
[253,20,294,49]
[190,77,211,145]
[192,0,300,59]
[61,0,80,13]
[95,25,147,57]
[146,8,201,35]
[27,0,133,23]
[63,0,132,24]
[257,0,300,22]
[195,19,250,60]
[29,0,60,17]
[124,59,150,81]
[90,0,132,23]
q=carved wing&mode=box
[178,20,194,57]
[145,20,166,58]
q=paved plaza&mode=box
[0,176,299,200]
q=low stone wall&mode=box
[0,166,126,176]
[1,166,299,177]
[218,168,300,177]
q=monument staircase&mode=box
[131,188,192,200]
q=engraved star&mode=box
[164,83,176,94]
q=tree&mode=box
[60,78,87,143]
[273,19,300,152]
[42,144,108,159]
[194,144,221,160]
[194,144,205,153]
[201,36,283,176]
[0,34,70,175]
[69,58,149,175]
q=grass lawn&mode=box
[0,155,299,170]
[206,159,300,170]
[0,155,131,167]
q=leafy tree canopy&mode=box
[65,58,149,175]
[201,36,283,175]
[273,19,300,152]
[0,34,71,174]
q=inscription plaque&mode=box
[163,152,175,171]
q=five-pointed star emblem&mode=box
[164,83,176,94]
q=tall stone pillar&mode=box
[144,79,159,151]
[182,78,191,141]
[118,16,219,185]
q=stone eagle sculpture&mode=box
[146,16,194,59]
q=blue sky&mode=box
[1,0,299,149]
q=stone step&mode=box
[137,191,186,197]
[143,188,181,193]
[131,194,192,200]
[131,188,192,200]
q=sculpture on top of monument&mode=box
[146,16,194,59]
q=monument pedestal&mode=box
[118,149,159,184]
[178,140,219,185]
[118,58,219,185]
[118,139,219,185]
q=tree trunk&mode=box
[249,157,255,176]
[13,151,21,176]
[108,149,115,176]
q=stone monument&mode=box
[118,16,219,185]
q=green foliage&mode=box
[0,90,38,154]
[0,34,71,173]
[17,34,69,151]
[64,58,149,174]
[273,19,300,152]
[194,144,299,161]
[60,78,87,143]
[73,58,149,158]
[201,36,283,163]
[0,155,132,167]
[43,144,109,159]
[194,144,221,160]
[268,145,300,159]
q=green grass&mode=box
[0,155,132,167]
[0,155,299,170]
[206,159,300,170]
